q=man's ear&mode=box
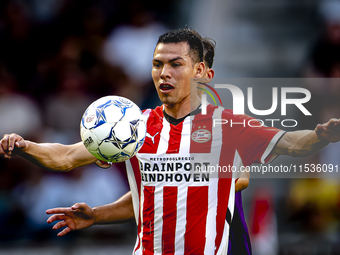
[205,68,215,83]
[194,62,206,78]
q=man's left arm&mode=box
[273,118,340,157]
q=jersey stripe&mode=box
[190,105,218,154]
[214,113,233,254]
[184,186,208,254]
[142,186,155,255]
[166,122,183,154]
[179,117,191,154]
[154,187,163,254]
[174,185,187,254]
[126,157,143,253]
[162,186,178,254]
[157,116,170,155]
[139,107,163,154]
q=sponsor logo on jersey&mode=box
[191,128,211,143]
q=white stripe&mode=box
[125,159,140,224]
[153,186,163,253]
[233,150,244,180]
[204,178,218,254]
[135,186,145,255]
[216,219,231,255]
[142,109,152,119]
[216,180,235,255]
[157,116,170,154]
[174,186,188,254]
[260,130,286,164]
[204,106,223,254]
[179,117,191,154]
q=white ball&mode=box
[80,96,146,163]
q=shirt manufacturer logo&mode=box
[146,132,159,144]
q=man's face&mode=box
[152,42,203,107]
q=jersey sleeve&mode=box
[228,112,285,166]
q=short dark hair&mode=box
[202,38,216,68]
[157,28,204,64]
[185,29,216,68]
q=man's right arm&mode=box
[0,133,97,171]
[46,192,134,237]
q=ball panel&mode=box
[93,122,113,141]
[80,95,146,163]
[113,121,133,142]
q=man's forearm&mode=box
[20,141,96,172]
[274,130,329,158]
[93,192,134,224]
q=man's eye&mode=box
[153,63,161,67]
[172,63,181,67]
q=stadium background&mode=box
[0,0,340,254]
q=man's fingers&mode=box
[0,145,10,159]
[57,227,71,237]
[1,135,9,151]
[71,202,87,211]
[8,135,18,152]
[15,140,26,149]
[53,220,67,230]
[47,214,66,224]
[46,207,74,215]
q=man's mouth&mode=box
[159,83,175,92]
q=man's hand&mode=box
[0,133,28,159]
[315,118,340,143]
[46,203,95,237]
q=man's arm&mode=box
[273,118,340,157]
[46,192,134,237]
[0,133,97,171]
[235,171,249,193]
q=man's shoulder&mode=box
[142,105,164,118]
[142,106,164,127]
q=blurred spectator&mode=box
[12,164,129,238]
[301,0,340,175]
[102,3,166,106]
[304,0,340,80]
[288,178,340,234]
[0,65,42,139]
[43,61,92,143]
[250,187,279,255]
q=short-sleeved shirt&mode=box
[125,104,284,255]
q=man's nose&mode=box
[160,65,171,79]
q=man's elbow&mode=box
[235,178,249,192]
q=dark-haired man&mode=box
[1,28,340,254]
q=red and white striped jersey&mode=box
[125,104,284,255]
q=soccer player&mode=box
[1,28,340,254]
[46,35,252,255]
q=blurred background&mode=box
[0,0,340,254]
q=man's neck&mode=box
[163,98,201,119]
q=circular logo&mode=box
[191,129,211,143]
[86,114,95,123]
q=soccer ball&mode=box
[80,96,146,163]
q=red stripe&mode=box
[139,107,163,154]
[214,112,233,253]
[130,156,142,253]
[130,156,141,197]
[134,205,142,253]
[184,186,208,254]
[162,187,178,254]
[166,122,183,154]
[190,105,217,153]
[142,186,155,255]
